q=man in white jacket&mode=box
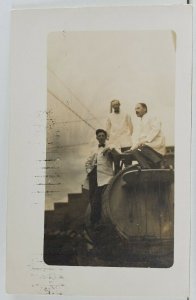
[85,129,113,226]
[106,99,133,151]
[106,99,133,173]
[129,103,166,168]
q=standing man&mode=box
[106,99,133,150]
[85,129,113,227]
[106,99,133,173]
[129,102,166,168]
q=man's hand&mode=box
[86,168,92,174]
[129,144,138,151]
[138,138,147,146]
[129,140,146,151]
[103,147,111,156]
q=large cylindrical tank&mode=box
[101,166,174,259]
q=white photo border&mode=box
[7,5,192,297]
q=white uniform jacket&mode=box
[106,112,133,149]
[85,144,114,187]
[132,114,166,155]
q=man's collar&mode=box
[98,143,105,148]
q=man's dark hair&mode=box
[96,129,107,137]
[139,103,148,113]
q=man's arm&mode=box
[106,116,111,139]
[130,125,140,150]
[85,152,96,174]
[143,116,161,143]
[126,114,133,135]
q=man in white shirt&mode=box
[85,129,113,226]
[106,99,133,150]
[106,99,133,173]
[129,103,166,168]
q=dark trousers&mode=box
[111,147,131,174]
[88,166,107,225]
[132,145,163,168]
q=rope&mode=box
[48,89,96,131]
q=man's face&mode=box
[112,102,120,113]
[96,132,107,145]
[135,104,146,118]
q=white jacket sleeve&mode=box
[126,114,133,135]
[131,125,140,150]
[106,117,111,139]
[85,152,96,174]
[145,117,161,143]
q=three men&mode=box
[85,101,166,226]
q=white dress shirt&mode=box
[85,144,114,187]
[132,113,166,155]
[106,112,133,149]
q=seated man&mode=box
[127,103,166,169]
[85,129,113,227]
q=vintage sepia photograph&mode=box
[6,5,192,296]
[44,30,175,268]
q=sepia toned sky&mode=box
[46,30,176,209]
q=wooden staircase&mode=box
[44,189,89,235]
